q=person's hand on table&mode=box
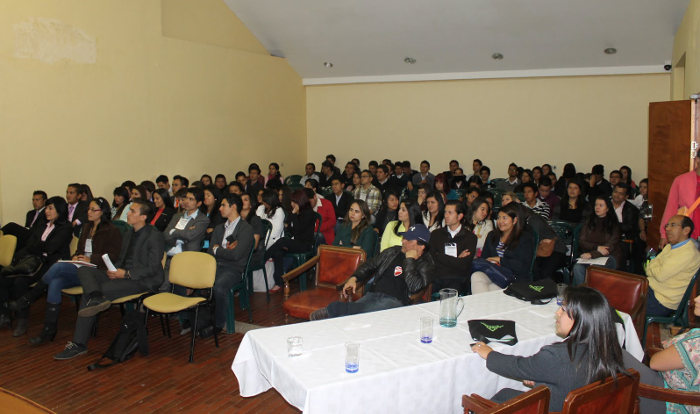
[470,341,493,359]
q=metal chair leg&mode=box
[189,306,199,363]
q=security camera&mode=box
[664,64,672,71]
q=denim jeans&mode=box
[327,291,403,318]
[42,262,81,304]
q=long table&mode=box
[232,290,643,413]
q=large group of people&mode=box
[0,155,697,412]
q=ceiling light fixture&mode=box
[491,53,503,60]
[323,62,333,68]
[604,48,617,55]
[404,57,416,64]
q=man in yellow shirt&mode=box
[646,215,700,316]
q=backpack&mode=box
[88,310,148,371]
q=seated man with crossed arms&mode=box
[310,224,434,320]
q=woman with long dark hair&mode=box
[8,197,122,344]
[201,186,225,248]
[256,188,285,248]
[380,200,423,252]
[554,163,576,198]
[333,200,376,257]
[471,203,535,293]
[150,188,175,231]
[572,196,622,285]
[553,178,589,223]
[0,197,73,336]
[472,286,628,412]
[374,190,400,234]
[111,186,130,221]
[423,191,445,232]
[467,196,494,257]
[265,189,316,292]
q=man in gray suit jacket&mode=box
[55,199,165,360]
[207,193,254,331]
[164,187,210,254]
[161,187,210,290]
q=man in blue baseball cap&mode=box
[311,224,435,320]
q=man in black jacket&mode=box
[206,193,254,331]
[329,178,353,222]
[54,199,165,360]
[310,224,434,320]
[428,201,477,294]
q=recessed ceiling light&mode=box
[604,48,617,55]
[492,53,503,60]
[323,62,333,68]
[404,57,416,64]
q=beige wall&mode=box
[306,74,669,180]
[0,0,306,224]
[672,0,700,99]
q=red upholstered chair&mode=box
[560,369,639,414]
[462,385,550,413]
[282,245,366,320]
[584,266,648,343]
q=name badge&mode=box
[175,217,190,230]
[445,243,457,258]
[84,239,93,256]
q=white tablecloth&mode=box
[232,290,643,414]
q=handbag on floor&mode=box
[88,310,148,370]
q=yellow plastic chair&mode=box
[69,236,79,256]
[142,251,218,362]
[0,235,18,268]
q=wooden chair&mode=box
[0,388,55,413]
[642,268,699,347]
[0,234,17,268]
[584,266,648,344]
[282,245,366,320]
[560,369,639,414]
[462,385,550,413]
[638,382,700,409]
[142,251,218,362]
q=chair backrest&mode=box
[315,245,366,286]
[169,251,217,289]
[0,235,17,268]
[69,235,79,256]
[111,220,132,236]
[669,267,700,326]
[462,385,550,414]
[561,369,639,414]
[585,266,648,340]
[284,175,302,186]
[260,219,273,249]
[0,388,55,413]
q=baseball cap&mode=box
[403,224,430,243]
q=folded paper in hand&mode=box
[102,254,117,272]
[575,257,609,266]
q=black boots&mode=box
[8,281,48,312]
[29,304,60,345]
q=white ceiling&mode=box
[224,0,689,84]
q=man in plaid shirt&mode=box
[353,169,382,215]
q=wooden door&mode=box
[647,100,696,249]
